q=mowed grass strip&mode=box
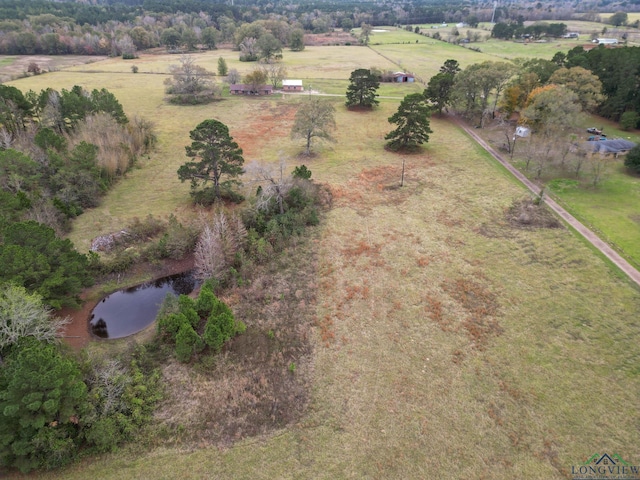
[21,109,640,479]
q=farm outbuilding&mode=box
[229,84,273,95]
[282,80,304,92]
[392,72,415,83]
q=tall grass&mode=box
[70,113,155,178]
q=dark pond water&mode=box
[89,271,197,339]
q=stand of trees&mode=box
[564,46,640,127]
[492,21,568,40]
[0,285,161,473]
[0,85,155,234]
[0,85,156,307]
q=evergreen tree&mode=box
[624,145,640,174]
[345,69,380,108]
[177,119,244,204]
[217,56,228,76]
[0,339,89,472]
[385,93,433,151]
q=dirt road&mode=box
[450,115,640,288]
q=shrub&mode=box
[217,311,236,340]
[178,295,199,328]
[624,145,640,174]
[157,312,188,341]
[292,165,312,180]
[126,214,166,242]
[131,65,139,73]
[246,230,274,264]
[175,323,202,362]
[203,317,224,352]
[159,215,198,260]
[620,111,639,131]
[195,282,217,316]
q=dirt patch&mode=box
[58,255,194,350]
[0,55,107,82]
[441,277,503,352]
[506,197,562,229]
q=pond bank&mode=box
[59,255,195,349]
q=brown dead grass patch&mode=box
[330,163,429,213]
[232,102,297,158]
[341,239,381,258]
[442,277,503,350]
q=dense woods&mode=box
[0,0,638,57]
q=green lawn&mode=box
[548,165,640,269]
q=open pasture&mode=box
[4,45,640,479]
[26,108,640,480]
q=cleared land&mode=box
[4,45,640,478]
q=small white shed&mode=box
[282,80,304,92]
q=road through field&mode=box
[450,114,640,288]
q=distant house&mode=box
[229,84,273,95]
[392,71,415,83]
[282,80,304,92]
[593,38,619,45]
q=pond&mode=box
[89,271,197,339]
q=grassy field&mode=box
[4,48,640,478]
[23,109,640,480]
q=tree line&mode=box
[0,84,156,307]
[2,0,633,58]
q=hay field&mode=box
[6,49,640,479]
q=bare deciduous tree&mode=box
[86,359,129,416]
[587,155,610,187]
[260,59,287,88]
[291,97,336,155]
[165,55,217,96]
[0,127,13,149]
[225,68,241,85]
[240,36,258,60]
[194,212,247,280]
[247,158,293,215]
